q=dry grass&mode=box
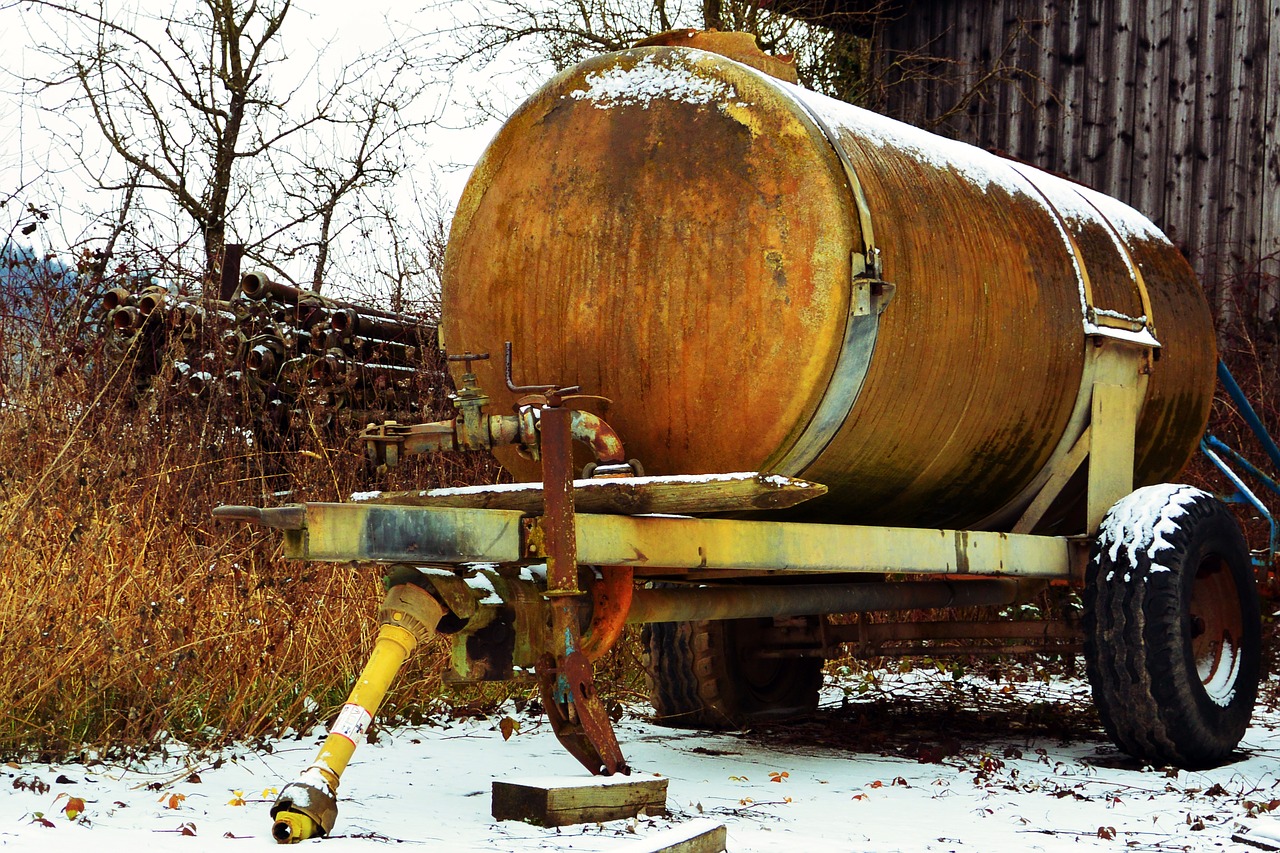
[0,263,505,760]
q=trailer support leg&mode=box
[270,582,444,843]
[538,405,629,776]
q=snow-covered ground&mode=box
[4,671,1280,851]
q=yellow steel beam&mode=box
[536,515,1073,578]
[285,503,1073,578]
[283,503,524,563]
[1085,340,1147,532]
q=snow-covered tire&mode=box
[642,618,822,729]
[1083,484,1261,767]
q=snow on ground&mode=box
[3,671,1280,851]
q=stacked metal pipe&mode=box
[98,271,443,433]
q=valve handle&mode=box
[447,351,490,369]
[504,341,581,399]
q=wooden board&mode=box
[355,472,826,516]
[492,776,668,827]
[631,820,727,853]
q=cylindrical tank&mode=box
[441,42,1216,532]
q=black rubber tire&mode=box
[1083,484,1261,768]
[642,618,823,729]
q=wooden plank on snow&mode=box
[631,820,728,853]
[492,776,668,827]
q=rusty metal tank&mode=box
[441,37,1216,532]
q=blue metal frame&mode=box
[1202,360,1280,566]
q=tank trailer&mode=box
[217,31,1263,843]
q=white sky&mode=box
[0,0,540,270]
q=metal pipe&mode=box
[825,618,1080,645]
[356,336,416,363]
[136,286,168,315]
[625,578,1029,624]
[246,336,285,377]
[110,305,140,332]
[311,353,418,384]
[329,307,428,345]
[570,410,627,466]
[101,286,133,310]
[242,271,424,326]
[1203,433,1280,497]
[1217,360,1280,475]
[221,330,247,362]
[186,370,214,397]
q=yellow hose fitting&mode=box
[270,769,337,843]
[271,809,319,844]
[378,582,446,643]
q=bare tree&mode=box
[325,174,450,322]
[13,0,436,291]
[434,0,882,108]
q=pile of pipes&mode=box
[98,271,443,432]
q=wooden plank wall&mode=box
[874,0,1279,322]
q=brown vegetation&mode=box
[0,258,504,759]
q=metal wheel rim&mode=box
[1189,553,1244,707]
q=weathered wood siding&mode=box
[874,0,1280,317]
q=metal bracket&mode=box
[850,278,895,318]
[1011,337,1149,535]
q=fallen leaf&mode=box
[1097,826,1116,840]
[62,796,86,820]
[499,717,519,741]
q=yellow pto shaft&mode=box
[270,583,444,843]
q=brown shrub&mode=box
[0,261,503,758]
